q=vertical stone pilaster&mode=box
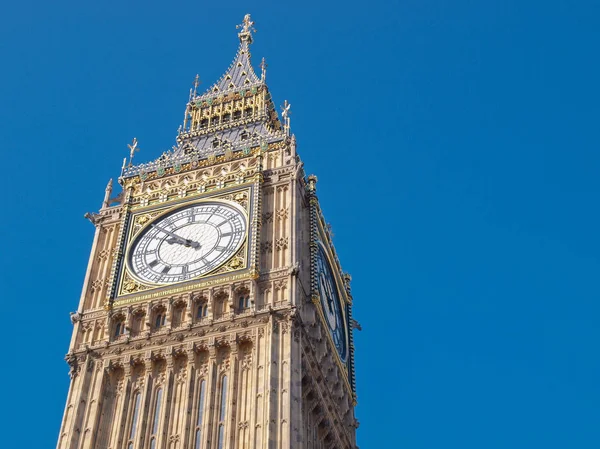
[79,361,106,449]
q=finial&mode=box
[102,178,113,209]
[192,74,201,97]
[127,137,140,167]
[237,14,256,43]
[281,100,291,136]
[260,57,267,81]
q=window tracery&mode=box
[149,388,163,449]
[216,375,228,449]
[194,379,207,449]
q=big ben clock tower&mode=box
[57,15,359,449]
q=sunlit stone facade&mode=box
[57,15,358,449]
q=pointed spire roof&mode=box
[120,14,288,180]
[203,15,261,96]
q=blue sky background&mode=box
[1,1,599,447]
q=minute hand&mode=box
[151,224,201,249]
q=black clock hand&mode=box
[151,224,201,249]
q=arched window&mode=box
[194,380,206,449]
[243,107,252,118]
[127,392,141,449]
[233,110,241,121]
[238,295,250,311]
[149,388,163,449]
[196,302,208,319]
[216,376,228,449]
[154,312,166,329]
[222,113,231,123]
[200,118,208,129]
[114,320,125,338]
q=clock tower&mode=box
[57,15,358,449]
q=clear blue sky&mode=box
[1,1,599,447]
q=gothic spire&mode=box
[120,14,287,180]
[201,14,261,97]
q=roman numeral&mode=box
[162,266,171,274]
[187,209,195,223]
[149,260,159,268]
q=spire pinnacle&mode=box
[237,14,256,43]
[281,100,291,136]
[260,57,267,82]
[193,74,201,96]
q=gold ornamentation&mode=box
[227,256,244,270]
[120,272,151,295]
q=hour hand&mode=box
[166,236,201,249]
[152,224,200,249]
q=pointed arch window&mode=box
[238,295,250,311]
[154,312,166,329]
[113,319,126,338]
[193,379,207,449]
[197,302,208,319]
[216,375,228,449]
[149,388,163,449]
[127,392,141,449]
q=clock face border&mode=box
[113,186,256,300]
[124,199,248,286]
[313,221,351,370]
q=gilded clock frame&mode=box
[124,197,249,285]
[110,183,259,307]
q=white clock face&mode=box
[128,201,247,285]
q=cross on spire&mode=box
[236,14,256,43]
[127,137,140,167]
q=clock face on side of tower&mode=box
[315,241,348,363]
[127,200,247,285]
